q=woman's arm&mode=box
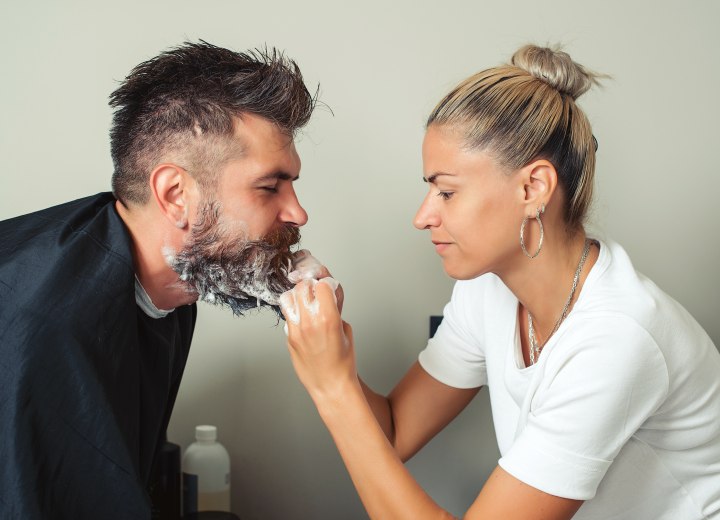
[318,374,456,519]
[361,363,480,461]
[282,280,583,520]
[324,377,583,520]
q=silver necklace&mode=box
[528,238,592,365]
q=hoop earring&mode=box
[520,204,545,259]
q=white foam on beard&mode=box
[163,216,295,315]
[162,246,176,266]
[233,253,284,306]
[164,245,289,309]
[213,220,283,306]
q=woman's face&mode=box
[414,125,523,280]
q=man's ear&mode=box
[149,164,194,229]
[520,159,558,215]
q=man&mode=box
[0,41,315,519]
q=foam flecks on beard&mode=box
[162,201,300,318]
[163,244,294,317]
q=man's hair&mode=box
[109,41,316,205]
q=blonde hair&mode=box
[427,44,606,231]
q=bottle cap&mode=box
[195,425,217,442]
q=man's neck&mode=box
[115,200,198,309]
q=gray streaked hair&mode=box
[110,41,317,205]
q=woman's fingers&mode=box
[286,250,345,313]
[295,278,340,327]
[280,280,358,397]
[314,278,342,320]
[280,278,343,341]
[342,320,353,340]
[279,289,299,324]
[318,276,344,314]
[288,249,324,283]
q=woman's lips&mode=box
[432,241,451,254]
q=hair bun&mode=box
[511,44,603,100]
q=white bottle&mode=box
[182,425,231,513]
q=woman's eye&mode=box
[260,186,278,193]
[437,191,454,201]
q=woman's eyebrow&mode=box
[423,172,456,184]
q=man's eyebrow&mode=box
[423,172,455,184]
[252,171,300,184]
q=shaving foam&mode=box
[279,291,300,325]
[280,277,340,335]
[288,249,325,283]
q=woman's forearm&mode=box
[312,379,455,520]
[359,378,395,443]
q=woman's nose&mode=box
[413,192,440,230]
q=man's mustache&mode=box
[181,204,300,264]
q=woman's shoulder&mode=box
[562,237,718,376]
[579,237,692,329]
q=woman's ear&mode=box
[520,159,558,214]
[149,164,194,229]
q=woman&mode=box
[279,45,720,519]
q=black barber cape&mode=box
[0,193,197,519]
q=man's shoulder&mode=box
[0,192,135,326]
[0,192,117,236]
[0,192,128,263]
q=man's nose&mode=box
[280,188,308,227]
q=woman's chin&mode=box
[441,260,483,281]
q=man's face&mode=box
[213,113,307,241]
[167,114,308,314]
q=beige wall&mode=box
[1,1,718,518]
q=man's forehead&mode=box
[220,115,300,182]
[232,113,295,154]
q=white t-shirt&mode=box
[419,239,720,519]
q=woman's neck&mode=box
[497,230,599,353]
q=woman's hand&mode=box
[287,249,345,313]
[280,278,358,400]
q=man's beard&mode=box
[164,201,300,316]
